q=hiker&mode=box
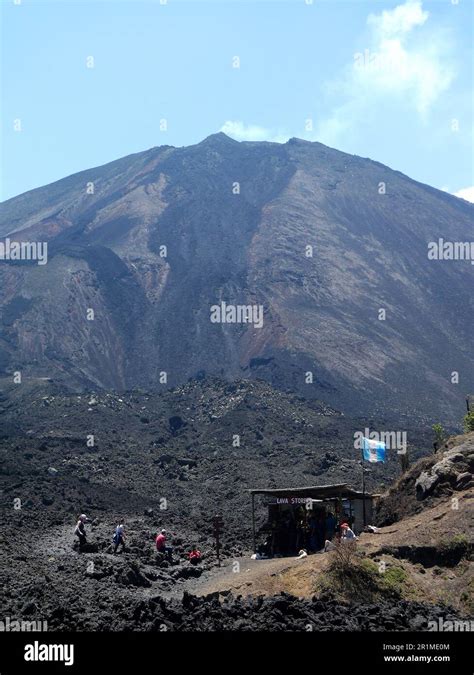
[324,528,341,553]
[257,538,272,558]
[155,529,173,560]
[188,545,202,565]
[74,514,89,549]
[295,511,307,552]
[113,521,126,554]
[340,522,357,541]
[315,512,326,551]
[325,511,336,541]
[307,513,316,552]
[323,537,336,552]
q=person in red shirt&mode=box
[189,545,202,565]
[155,529,173,560]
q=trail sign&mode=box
[212,515,223,566]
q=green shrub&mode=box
[432,423,445,450]
[441,534,469,552]
[463,411,474,433]
[317,548,408,602]
[382,566,408,594]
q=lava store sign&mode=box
[271,497,311,505]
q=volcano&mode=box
[0,133,472,422]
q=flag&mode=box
[362,437,386,463]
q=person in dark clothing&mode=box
[113,522,126,554]
[295,511,307,552]
[74,514,89,549]
[308,514,318,552]
[325,511,336,541]
[315,513,326,551]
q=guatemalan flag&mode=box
[362,437,386,463]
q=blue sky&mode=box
[1,0,473,201]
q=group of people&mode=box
[258,508,357,557]
[306,510,337,551]
[154,529,201,564]
[74,515,202,564]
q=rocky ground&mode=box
[376,432,474,524]
[0,376,434,547]
[0,377,471,631]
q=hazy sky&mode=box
[1,0,473,201]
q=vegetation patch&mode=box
[314,543,410,603]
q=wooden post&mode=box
[212,515,223,567]
[361,448,367,528]
[216,530,220,566]
[251,493,256,553]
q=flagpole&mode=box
[361,445,367,528]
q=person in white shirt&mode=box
[340,522,357,541]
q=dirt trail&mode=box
[194,554,330,598]
[190,492,473,607]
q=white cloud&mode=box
[220,120,288,143]
[367,0,428,38]
[453,186,474,203]
[317,0,455,146]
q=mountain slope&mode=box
[0,134,472,421]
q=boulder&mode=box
[156,454,173,465]
[455,472,474,490]
[115,562,151,588]
[172,565,202,580]
[169,416,186,433]
[86,563,114,580]
[21,602,37,615]
[177,458,197,468]
[415,471,439,500]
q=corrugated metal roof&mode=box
[248,484,376,499]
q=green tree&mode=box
[463,410,474,433]
[432,423,445,452]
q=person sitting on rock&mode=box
[113,521,126,554]
[74,514,89,549]
[188,545,202,565]
[340,522,357,541]
[156,529,173,560]
[324,528,341,552]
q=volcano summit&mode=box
[0,133,472,422]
